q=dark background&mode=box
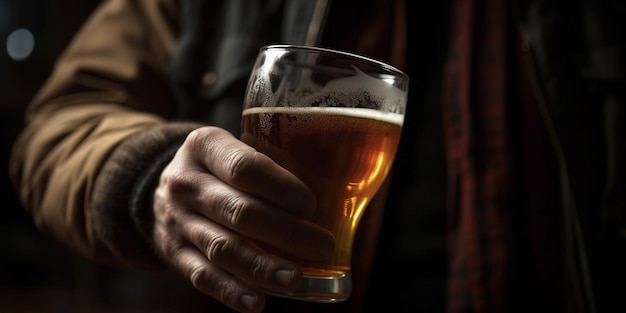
[0,1,214,312]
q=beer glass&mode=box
[240,45,408,302]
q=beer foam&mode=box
[243,106,404,143]
[242,106,404,127]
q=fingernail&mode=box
[240,294,257,311]
[275,269,295,287]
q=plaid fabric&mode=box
[442,0,515,311]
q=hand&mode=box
[152,126,334,313]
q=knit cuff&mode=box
[91,122,203,268]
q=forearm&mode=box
[8,0,183,266]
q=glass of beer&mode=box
[240,45,408,302]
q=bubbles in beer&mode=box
[245,106,404,145]
[247,59,406,115]
[317,67,406,113]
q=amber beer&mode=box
[241,106,403,289]
[242,44,408,302]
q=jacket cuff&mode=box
[91,122,203,268]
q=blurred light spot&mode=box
[6,28,35,61]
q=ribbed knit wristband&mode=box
[92,122,203,268]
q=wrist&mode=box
[91,122,203,268]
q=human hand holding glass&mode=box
[241,45,409,302]
[152,124,339,313]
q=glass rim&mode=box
[261,44,409,81]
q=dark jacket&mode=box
[517,2,626,312]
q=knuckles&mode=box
[222,149,259,184]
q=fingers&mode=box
[184,127,316,218]
[153,209,301,313]
[182,213,302,290]
[157,156,334,261]
[167,243,267,313]
[195,174,334,260]
[172,126,334,259]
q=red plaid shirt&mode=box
[443,0,561,312]
[443,0,514,310]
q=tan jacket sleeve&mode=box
[9,0,194,267]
